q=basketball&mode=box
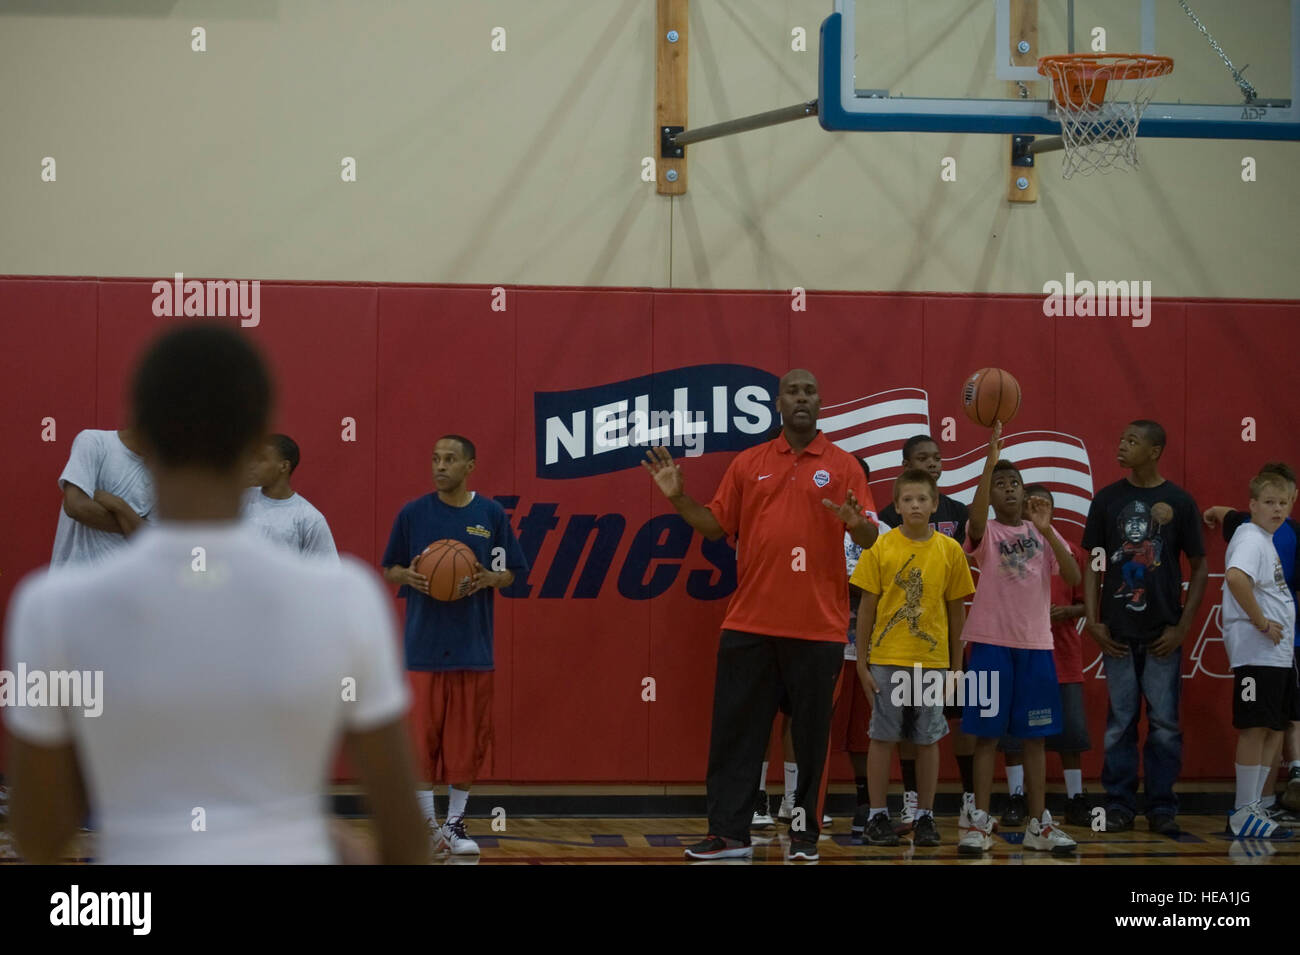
[961,367,1022,427]
[416,539,478,601]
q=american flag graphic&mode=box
[819,388,1095,529]
[818,388,1236,684]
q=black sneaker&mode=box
[751,790,774,829]
[1065,793,1092,827]
[1284,767,1300,812]
[1266,803,1300,823]
[1148,813,1180,837]
[912,813,941,847]
[1002,791,1027,827]
[789,838,819,861]
[1104,807,1135,832]
[865,813,900,846]
[850,804,870,836]
[684,835,752,860]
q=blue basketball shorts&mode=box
[961,642,1062,739]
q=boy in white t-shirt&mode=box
[958,422,1081,855]
[51,428,155,567]
[5,323,424,864]
[243,433,338,560]
[1223,466,1298,840]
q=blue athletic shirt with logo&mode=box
[382,493,528,671]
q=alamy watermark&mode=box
[0,664,103,718]
[592,407,707,457]
[152,271,260,327]
[890,664,1000,717]
[50,885,150,935]
[1041,272,1151,327]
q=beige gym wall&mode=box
[0,0,1295,297]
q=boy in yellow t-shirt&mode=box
[851,468,976,847]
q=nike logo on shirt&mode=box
[757,474,773,480]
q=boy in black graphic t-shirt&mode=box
[1082,420,1209,836]
[879,435,969,544]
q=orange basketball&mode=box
[961,367,1022,427]
[416,539,478,601]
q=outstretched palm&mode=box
[642,446,684,498]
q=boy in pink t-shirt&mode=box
[957,423,1082,855]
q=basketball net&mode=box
[1037,54,1175,178]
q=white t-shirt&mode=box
[4,521,408,864]
[242,488,338,560]
[843,512,889,661]
[1222,521,1297,669]
[51,430,155,567]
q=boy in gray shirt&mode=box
[243,433,337,560]
[52,427,155,567]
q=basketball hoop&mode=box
[1037,54,1175,178]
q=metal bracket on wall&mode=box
[1012,135,1036,166]
[661,125,685,159]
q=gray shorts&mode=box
[998,681,1091,755]
[868,664,950,745]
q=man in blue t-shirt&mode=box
[1205,460,1300,818]
[382,434,527,855]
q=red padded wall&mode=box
[2,278,1298,783]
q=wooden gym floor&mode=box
[6,812,1299,865]
[406,815,1300,865]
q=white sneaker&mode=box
[1228,802,1293,840]
[958,792,976,830]
[894,790,918,834]
[441,816,480,855]
[777,793,795,822]
[1024,810,1077,854]
[426,816,446,853]
[958,809,994,855]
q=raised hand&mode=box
[986,419,1004,463]
[822,488,864,527]
[642,446,684,499]
[1025,495,1052,534]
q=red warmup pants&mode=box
[407,670,494,783]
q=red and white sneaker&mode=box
[683,835,753,860]
[958,809,994,855]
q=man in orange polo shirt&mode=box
[643,369,879,861]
